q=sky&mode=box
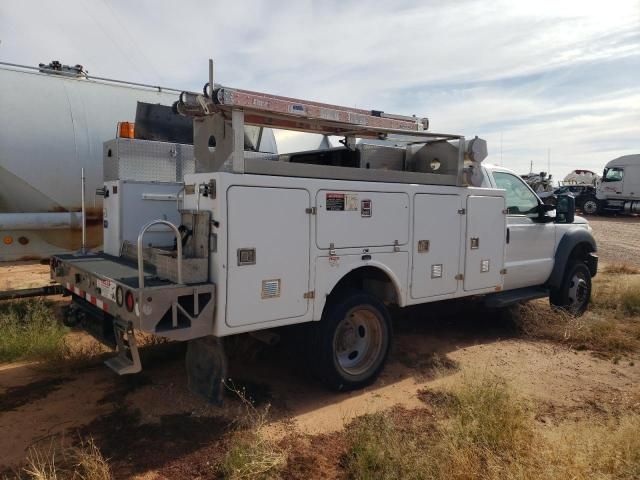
[1,0,639,179]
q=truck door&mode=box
[492,172,556,290]
[464,196,506,292]
[226,186,311,327]
[411,194,463,298]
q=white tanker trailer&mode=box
[0,61,277,261]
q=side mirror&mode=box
[555,194,575,224]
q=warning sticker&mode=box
[96,278,116,301]
[326,193,345,211]
[326,193,359,211]
[345,194,359,211]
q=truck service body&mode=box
[51,67,598,399]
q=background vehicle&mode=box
[539,185,598,214]
[595,155,640,214]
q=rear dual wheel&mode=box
[311,291,392,391]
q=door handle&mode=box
[506,228,510,244]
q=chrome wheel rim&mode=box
[583,201,597,214]
[333,306,384,377]
[567,271,588,308]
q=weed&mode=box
[218,381,287,479]
[0,300,67,363]
[22,437,111,480]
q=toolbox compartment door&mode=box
[464,195,506,292]
[226,186,310,327]
[315,190,409,249]
[411,193,463,299]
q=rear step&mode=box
[483,287,549,309]
[105,320,142,375]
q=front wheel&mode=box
[550,262,592,315]
[581,197,598,215]
[311,291,392,391]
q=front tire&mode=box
[550,262,592,315]
[312,291,392,391]
[581,197,598,215]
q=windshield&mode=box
[603,167,624,182]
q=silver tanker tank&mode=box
[0,61,277,261]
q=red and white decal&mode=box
[66,282,109,312]
[66,282,85,298]
[85,293,109,312]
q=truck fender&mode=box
[315,261,405,321]
[547,229,597,289]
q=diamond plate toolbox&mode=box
[103,138,195,182]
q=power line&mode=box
[78,1,148,80]
[99,0,164,83]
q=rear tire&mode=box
[550,262,592,316]
[311,291,392,391]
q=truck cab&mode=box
[596,155,640,214]
[481,165,595,292]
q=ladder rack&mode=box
[176,87,460,141]
[174,61,470,186]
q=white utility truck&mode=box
[51,66,598,401]
[595,155,640,214]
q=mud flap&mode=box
[185,336,227,405]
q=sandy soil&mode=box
[587,215,640,267]
[0,215,639,477]
[0,261,52,291]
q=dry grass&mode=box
[218,381,288,479]
[508,270,640,354]
[602,263,640,275]
[342,410,433,479]
[535,414,640,480]
[22,437,111,480]
[343,376,640,480]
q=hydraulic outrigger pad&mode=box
[185,336,228,405]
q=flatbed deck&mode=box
[55,252,174,289]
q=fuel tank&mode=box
[0,62,277,261]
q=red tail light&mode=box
[125,290,135,312]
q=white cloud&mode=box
[1,0,638,177]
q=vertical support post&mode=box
[81,167,87,255]
[231,109,245,173]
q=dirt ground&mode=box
[0,260,52,291]
[587,216,640,268]
[0,214,639,477]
